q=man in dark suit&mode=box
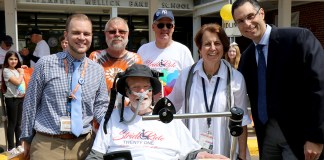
[232,0,324,160]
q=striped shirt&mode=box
[21,52,109,140]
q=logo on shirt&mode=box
[144,59,176,68]
[113,129,165,146]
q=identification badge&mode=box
[60,116,71,132]
[198,132,213,151]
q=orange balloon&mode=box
[220,4,233,21]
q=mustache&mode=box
[112,37,123,41]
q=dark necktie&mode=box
[256,44,268,124]
[71,61,83,137]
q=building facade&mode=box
[0,0,323,61]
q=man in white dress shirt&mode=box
[21,27,50,67]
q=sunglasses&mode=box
[106,30,128,35]
[156,23,174,29]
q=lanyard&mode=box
[201,77,220,128]
[63,59,88,99]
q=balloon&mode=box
[220,4,233,21]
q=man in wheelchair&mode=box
[86,64,229,160]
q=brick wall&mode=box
[266,2,324,46]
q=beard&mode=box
[107,37,128,50]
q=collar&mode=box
[57,52,86,63]
[193,59,227,81]
[254,24,272,46]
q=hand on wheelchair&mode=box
[196,151,230,159]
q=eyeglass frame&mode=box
[106,30,128,35]
[155,23,174,29]
[234,8,261,26]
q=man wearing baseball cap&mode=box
[0,35,23,73]
[0,35,14,63]
[21,27,50,68]
[138,9,194,100]
[86,64,229,160]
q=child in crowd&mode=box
[2,51,25,151]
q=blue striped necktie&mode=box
[256,44,268,124]
[71,61,83,137]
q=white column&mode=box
[110,7,118,18]
[149,0,159,42]
[4,0,18,51]
[192,15,201,62]
[278,0,291,27]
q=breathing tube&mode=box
[117,89,152,125]
[103,70,163,134]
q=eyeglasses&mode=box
[235,8,261,25]
[156,23,174,29]
[106,30,128,35]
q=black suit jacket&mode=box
[239,25,324,159]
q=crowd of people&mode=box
[0,1,323,159]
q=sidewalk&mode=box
[248,125,259,160]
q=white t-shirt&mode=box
[138,41,194,95]
[92,107,201,160]
[167,59,252,157]
[30,40,50,68]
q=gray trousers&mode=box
[261,119,298,160]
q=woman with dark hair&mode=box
[168,23,251,159]
[2,51,25,151]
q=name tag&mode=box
[60,116,71,132]
[198,132,213,151]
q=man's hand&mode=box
[196,151,230,160]
[22,140,30,160]
[304,141,323,160]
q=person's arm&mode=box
[21,140,31,160]
[186,149,229,160]
[7,68,24,86]
[238,126,248,160]
[93,67,109,123]
[29,54,40,63]
[299,29,324,160]
[233,70,252,160]
[85,149,104,160]
[20,58,45,158]
[304,141,323,160]
[20,48,40,63]
[185,148,209,160]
